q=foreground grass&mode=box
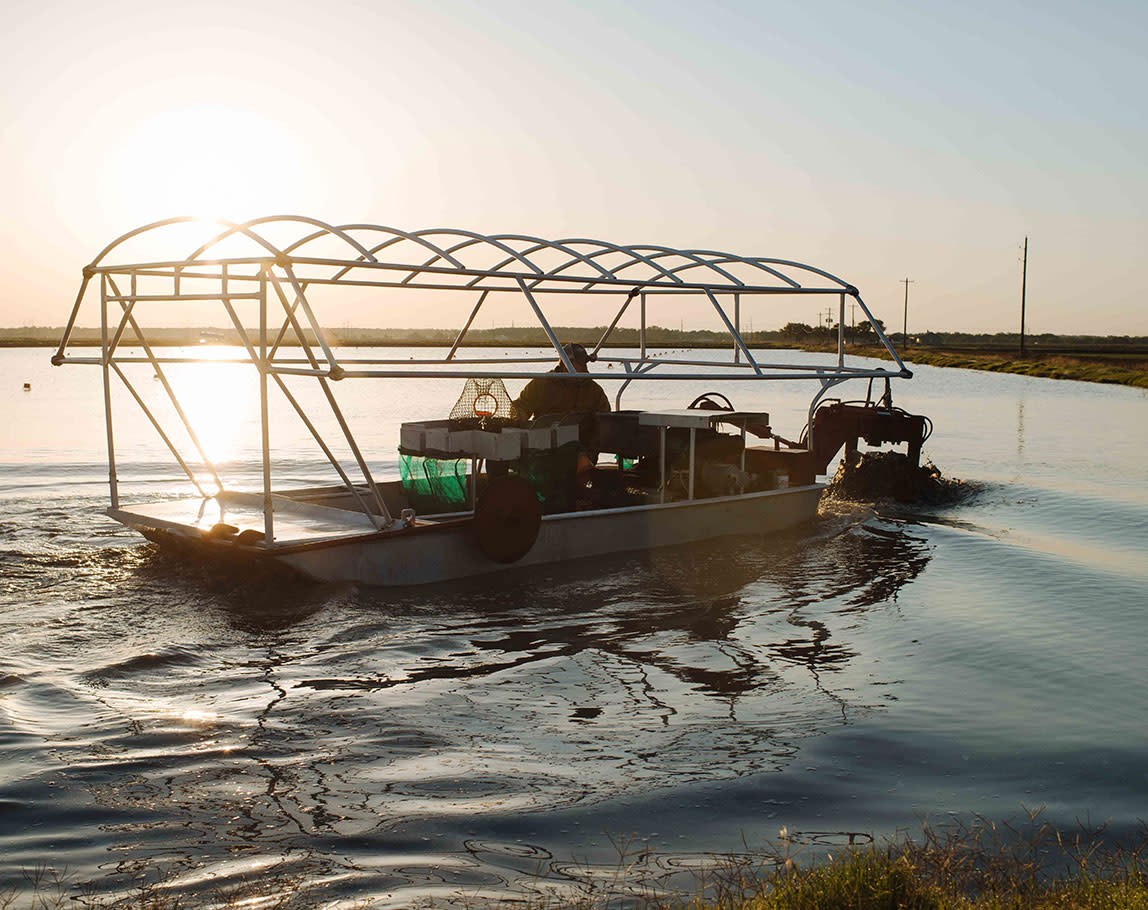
[681,819,1148,910]
[5,817,1146,908]
[704,847,1147,909]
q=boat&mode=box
[51,216,927,586]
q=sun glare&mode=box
[116,105,307,219]
[168,347,258,465]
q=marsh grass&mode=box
[798,343,1148,389]
[497,815,1148,910]
[678,815,1148,910]
[898,350,1148,389]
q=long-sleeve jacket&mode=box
[510,374,610,423]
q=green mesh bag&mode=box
[513,441,580,514]
[399,453,470,512]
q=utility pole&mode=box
[1020,236,1028,356]
[901,278,915,347]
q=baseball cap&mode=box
[563,342,590,364]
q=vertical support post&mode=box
[640,292,647,361]
[688,427,696,501]
[100,274,119,510]
[733,294,741,364]
[740,421,747,473]
[901,278,914,348]
[1020,236,1028,356]
[837,292,846,367]
[470,457,478,510]
[658,426,666,504]
[259,269,274,543]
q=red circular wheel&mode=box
[472,475,542,563]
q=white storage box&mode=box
[400,420,579,460]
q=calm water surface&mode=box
[1,346,1145,906]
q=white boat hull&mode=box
[275,484,824,586]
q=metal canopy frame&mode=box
[53,216,911,540]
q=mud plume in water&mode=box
[823,451,977,505]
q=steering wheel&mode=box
[687,392,734,412]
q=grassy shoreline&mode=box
[855,345,1148,389]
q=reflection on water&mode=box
[1016,398,1026,460]
[0,500,930,905]
[2,347,1147,906]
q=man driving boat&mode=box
[511,342,609,474]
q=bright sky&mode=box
[1,0,1145,334]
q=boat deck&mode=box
[109,490,384,546]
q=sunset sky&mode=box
[2,0,1144,334]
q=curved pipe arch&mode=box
[749,257,852,290]
[463,235,616,288]
[396,228,546,283]
[75,216,863,298]
[83,216,282,271]
[516,238,653,287]
[611,245,746,288]
[183,215,378,265]
[548,238,685,287]
[676,250,802,289]
[290,224,467,284]
[56,217,291,361]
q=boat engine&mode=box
[743,395,932,492]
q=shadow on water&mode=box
[267,512,935,702]
[126,543,337,632]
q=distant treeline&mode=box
[4,324,1147,353]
